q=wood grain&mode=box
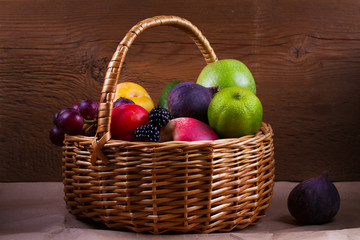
[0,0,359,181]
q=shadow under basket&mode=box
[62,15,275,234]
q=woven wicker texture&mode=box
[62,15,275,234]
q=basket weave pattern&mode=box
[62,15,275,234]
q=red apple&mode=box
[159,117,218,142]
[111,104,149,141]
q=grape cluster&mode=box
[49,99,99,146]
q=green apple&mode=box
[196,59,256,94]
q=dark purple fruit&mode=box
[79,99,99,120]
[57,108,84,135]
[55,107,73,127]
[287,172,340,225]
[167,82,219,123]
[148,106,174,130]
[53,112,59,126]
[72,102,81,111]
[114,97,135,108]
[49,125,65,146]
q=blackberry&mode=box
[134,124,159,142]
[149,106,174,129]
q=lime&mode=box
[208,86,262,138]
[158,80,181,109]
[197,59,256,94]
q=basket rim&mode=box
[64,122,273,148]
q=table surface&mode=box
[0,182,359,240]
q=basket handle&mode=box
[91,15,218,165]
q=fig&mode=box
[287,172,340,225]
[167,82,219,123]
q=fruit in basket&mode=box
[114,97,135,108]
[78,99,99,120]
[110,104,149,141]
[287,172,340,225]
[56,107,74,124]
[158,80,181,109]
[133,106,174,142]
[208,86,262,138]
[49,125,65,146]
[53,112,60,126]
[83,122,97,136]
[49,99,99,146]
[197,59,256,94]
[159,117,218,142]
[57,108,84,135]
[72,102,81,110]
[115,82,154,112]
[78,99,99,136]
[134,124,160,142]
[148,106,174,130]
[167,82,219,123]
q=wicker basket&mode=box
[62,15,275,234]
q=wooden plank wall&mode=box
[1,0,359,181]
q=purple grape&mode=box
[49,125,65,146]
[114,97,135,108]
[54,104,80,126]
[55,107,73,126]
[79,99,99,120]
[72,102,81,111]
[57,108,84,135]
[58,107,73,115]
[53,112,59,126]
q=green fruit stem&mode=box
[84,119,97,124]
[234,92,241,100]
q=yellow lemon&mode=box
[115,82,155,112]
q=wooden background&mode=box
[1,0,359,182]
